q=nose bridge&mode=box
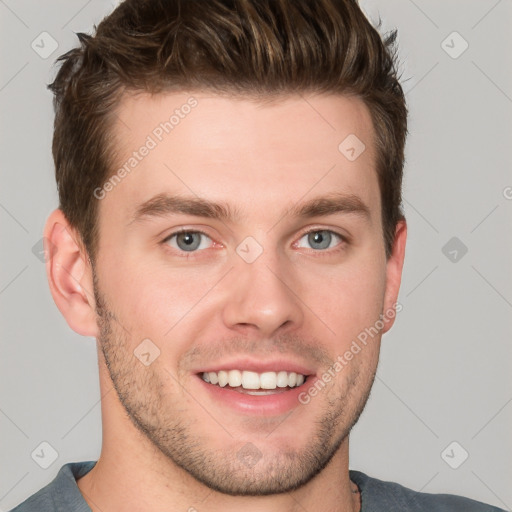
[221,235,304,335]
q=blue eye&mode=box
[162,228,346,257]
[163,230,213,252]
[296,230,344,251]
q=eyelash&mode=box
[295,228,348,256]
[160,227,348,258]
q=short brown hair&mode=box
[49,0,407,262]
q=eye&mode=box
[162,230,214,252]
[295,229,345,251]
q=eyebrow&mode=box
[128,192,371,226]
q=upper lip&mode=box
[194,357,316,376]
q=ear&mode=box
[43,209,98,337]
[381,219,407,334]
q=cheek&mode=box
[101,256,205,341]
[101,255,235,377]
[301,258,387,343]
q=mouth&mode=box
[200,370,308,395]
[194,362,316,416]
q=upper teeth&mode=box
[202,370,305,390]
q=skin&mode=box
[45,91,407,512]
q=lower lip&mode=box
[195,375,315,416]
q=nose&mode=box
[221,246,304,337]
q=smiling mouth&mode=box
[200,369,308,395]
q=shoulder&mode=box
[349,470,506,512]
[8,461,97,512]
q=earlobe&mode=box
[381,220,407,334]
[43,209,98,338]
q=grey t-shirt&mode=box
[8,460,506,512]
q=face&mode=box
[90,91,404,495]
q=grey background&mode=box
[1,0,511,510]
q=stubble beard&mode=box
[92,273,377,496]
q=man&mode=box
[9,0,505,511]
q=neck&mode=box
[78,450,360,512]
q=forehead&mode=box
[101,91,380,227]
